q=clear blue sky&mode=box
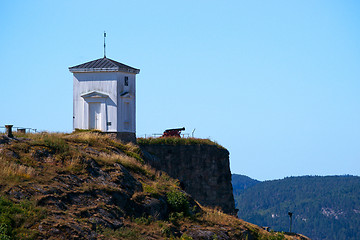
[1,0,359,181]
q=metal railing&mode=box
[138,128,195,139]
[0,126,37,134]
[137,133,191,138]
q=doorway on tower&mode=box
[89,102,102,130]
[81,91,109,132]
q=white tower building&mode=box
[69,57,140,142]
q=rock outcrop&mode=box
[140,143,237,215]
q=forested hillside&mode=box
[233,175,360,240]
[232,174,260,194]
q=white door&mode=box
[89,103,102,130]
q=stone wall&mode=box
[140,144,237,215]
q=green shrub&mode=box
[212,234,219,240]
[166,190,190,214]
[143,184,158,196]
[180,233,193,240]
[0,197,45,239]
[160,225,171,237]
[134,215,153,225]
[0,223,11,240]
[169,212,186,226]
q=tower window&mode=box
[124,76,129,86]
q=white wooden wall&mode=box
[73,71,136,134]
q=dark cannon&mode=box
[162,127,185,138]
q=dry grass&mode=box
[93,151,151,177]
[14,131,68,141]
[198,205,277,238]
[1,131,144,180]
[0,158,36,179]
[142,171,180,196]
[199,206,239,226]
[124,142,140,153]
[64,131,104,144]
[97,152,135,164]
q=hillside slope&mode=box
[0,132,308,240]
[232,174,260,195]
[233,175,360,240]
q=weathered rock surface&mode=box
[140,144,237,215]
[3,159,146,239]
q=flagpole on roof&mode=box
[104,31,106,58]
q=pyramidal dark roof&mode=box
[69,57,140,74]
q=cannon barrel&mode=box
[164,127,185,133]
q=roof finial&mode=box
[103,31,106,58]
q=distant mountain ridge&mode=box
[232,174,260,194]
[232,174,360,240]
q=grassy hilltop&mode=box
[0,131,308,239]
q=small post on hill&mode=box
[288,211,293,233]
[5,125,13,138]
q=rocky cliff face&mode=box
[140,143,237,215]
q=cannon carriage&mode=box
[162,127,185,137]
